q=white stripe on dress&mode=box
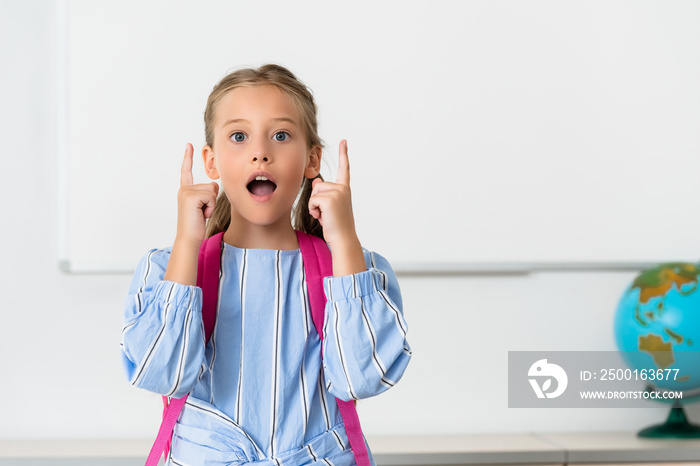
[298,257,310,440]
[121,320,136,339]
[333,301,358,400]
[169,456,190,466]
[378,289,408,339]
[138,249,156,294]
[369,252,388,291]
[235,248,247,421]
[167,291,196,396]
[318,374,332,430]
[331,429,346,451]
[123,250,157,340]
[209,241,225,404]
[132,282,176,386]
[307,444,318,461]
[359,296,395,389]
[317,271,333,429]
[269,251,282,457]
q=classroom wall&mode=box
[1,0,697,440]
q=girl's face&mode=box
[203,84,321,229]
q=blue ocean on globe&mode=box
[615,263,700,394]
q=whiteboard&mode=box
[57,0,700,273]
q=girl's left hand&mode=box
[308,140,366,275]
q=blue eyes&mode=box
[231,131,290,142]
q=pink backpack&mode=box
[144,230,370,465]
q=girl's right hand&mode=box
[176,143,219,245]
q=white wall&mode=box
[0,0,696,441]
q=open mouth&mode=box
[247,176,277,196]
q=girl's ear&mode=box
[304,145,322,179]
[202,145,220,180]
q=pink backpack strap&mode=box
[144,232,224,466]
[295,230,371,466]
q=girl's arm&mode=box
[120,248,206,398]
[163,142,220,286]
[307,139,368,277]
[120,145,216,397]
[321,249,413,401]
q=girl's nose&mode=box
[251,138,271,163]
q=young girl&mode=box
[121,64,412,465]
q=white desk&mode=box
[370,433,562,465]
[533,432,700,465]
[370,433,700,465]
[1,433,700,465]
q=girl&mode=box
[121,64,412,465]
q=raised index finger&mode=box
[335,139,350,187]
[180,143,194,187]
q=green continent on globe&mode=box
[632,263,700,333]
[665,328,685,345]
[632,262,700,306]
[639,334,674,368]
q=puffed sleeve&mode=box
[120,248,206,398]
[321,249,412,401]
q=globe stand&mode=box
[638,403,700,438]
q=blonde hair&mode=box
[203,64,325,239]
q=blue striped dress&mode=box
[120,240,412,466]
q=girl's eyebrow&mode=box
[222,117,298,128]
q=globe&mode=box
[614,262,700,438]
